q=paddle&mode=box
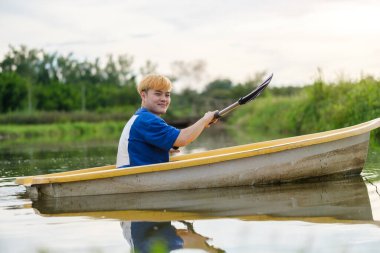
[212,73,273,121]
[173,73,273,150]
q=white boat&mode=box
[15,118,380,198]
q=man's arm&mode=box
[173,111,217,147]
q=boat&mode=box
[15,118,380,198]
[32,177,374,223]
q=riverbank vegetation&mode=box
[229,76,380,142]
[0,45,379,143]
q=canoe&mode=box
[16,118,380,198]
[32,177,374,223]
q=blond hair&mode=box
[137,74,172,93]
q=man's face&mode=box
[141,89,171,115]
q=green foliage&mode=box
[0,121,125,143]
[35,82,81,111]
[0,45,138,113]
[0,45,40,81]
[269,86,302,96]
[229,76,380,141]
[1,45,379,144]
[0,72,28,112]
[204,79,233,95]
[0,111,134,125]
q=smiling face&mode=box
[141,89,171,115]
[137,74,173,116]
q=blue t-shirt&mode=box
[116,108,180,168]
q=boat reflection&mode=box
[32,176,373,223]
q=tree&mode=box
[0,45,41,112]
[0,46,142,113]
[203,79,233,99]
[244,71,267,88]
[139,60,158,76]
[0,72,28,113]
[117,54,134,85]
[170,60,207,91]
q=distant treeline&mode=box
[0,45,139,114]
[1,45,379,142]
[0,45,300,123]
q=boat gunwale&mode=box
[16,118,380,186]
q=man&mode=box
[116,74,217,168]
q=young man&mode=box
[116,74,217,168]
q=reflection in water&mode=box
[0,140,118,177]
[121,221,224,253]
[0,127,234,178]
[121,221,182,253]
[26,176,379,252]
[33,176,373,222]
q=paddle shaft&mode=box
[215,101,239,118]
[213,73,273,121]
[173,73,273,150]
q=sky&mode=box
[1,0,380,90]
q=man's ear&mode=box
[140,90,148,107]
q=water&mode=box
[1,129,380,253]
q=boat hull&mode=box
[28,132,370,198]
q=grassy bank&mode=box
[228,77,380,142]
[0,121,125,143]
[0,108,137,125]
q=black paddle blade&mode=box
[238,73,273,105]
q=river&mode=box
[1,128,380,253]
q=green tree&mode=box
[202,79,234,110]
[0,45,140,114]
[0,45,41,112]
[0,72,28,113]
[139,60,158,76]
[34,82,81,111]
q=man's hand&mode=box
[170,148,180,154]
[203,110,219,128]
[174,110,219,147]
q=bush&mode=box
[0,72,28,113]
[228,77,380,141]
